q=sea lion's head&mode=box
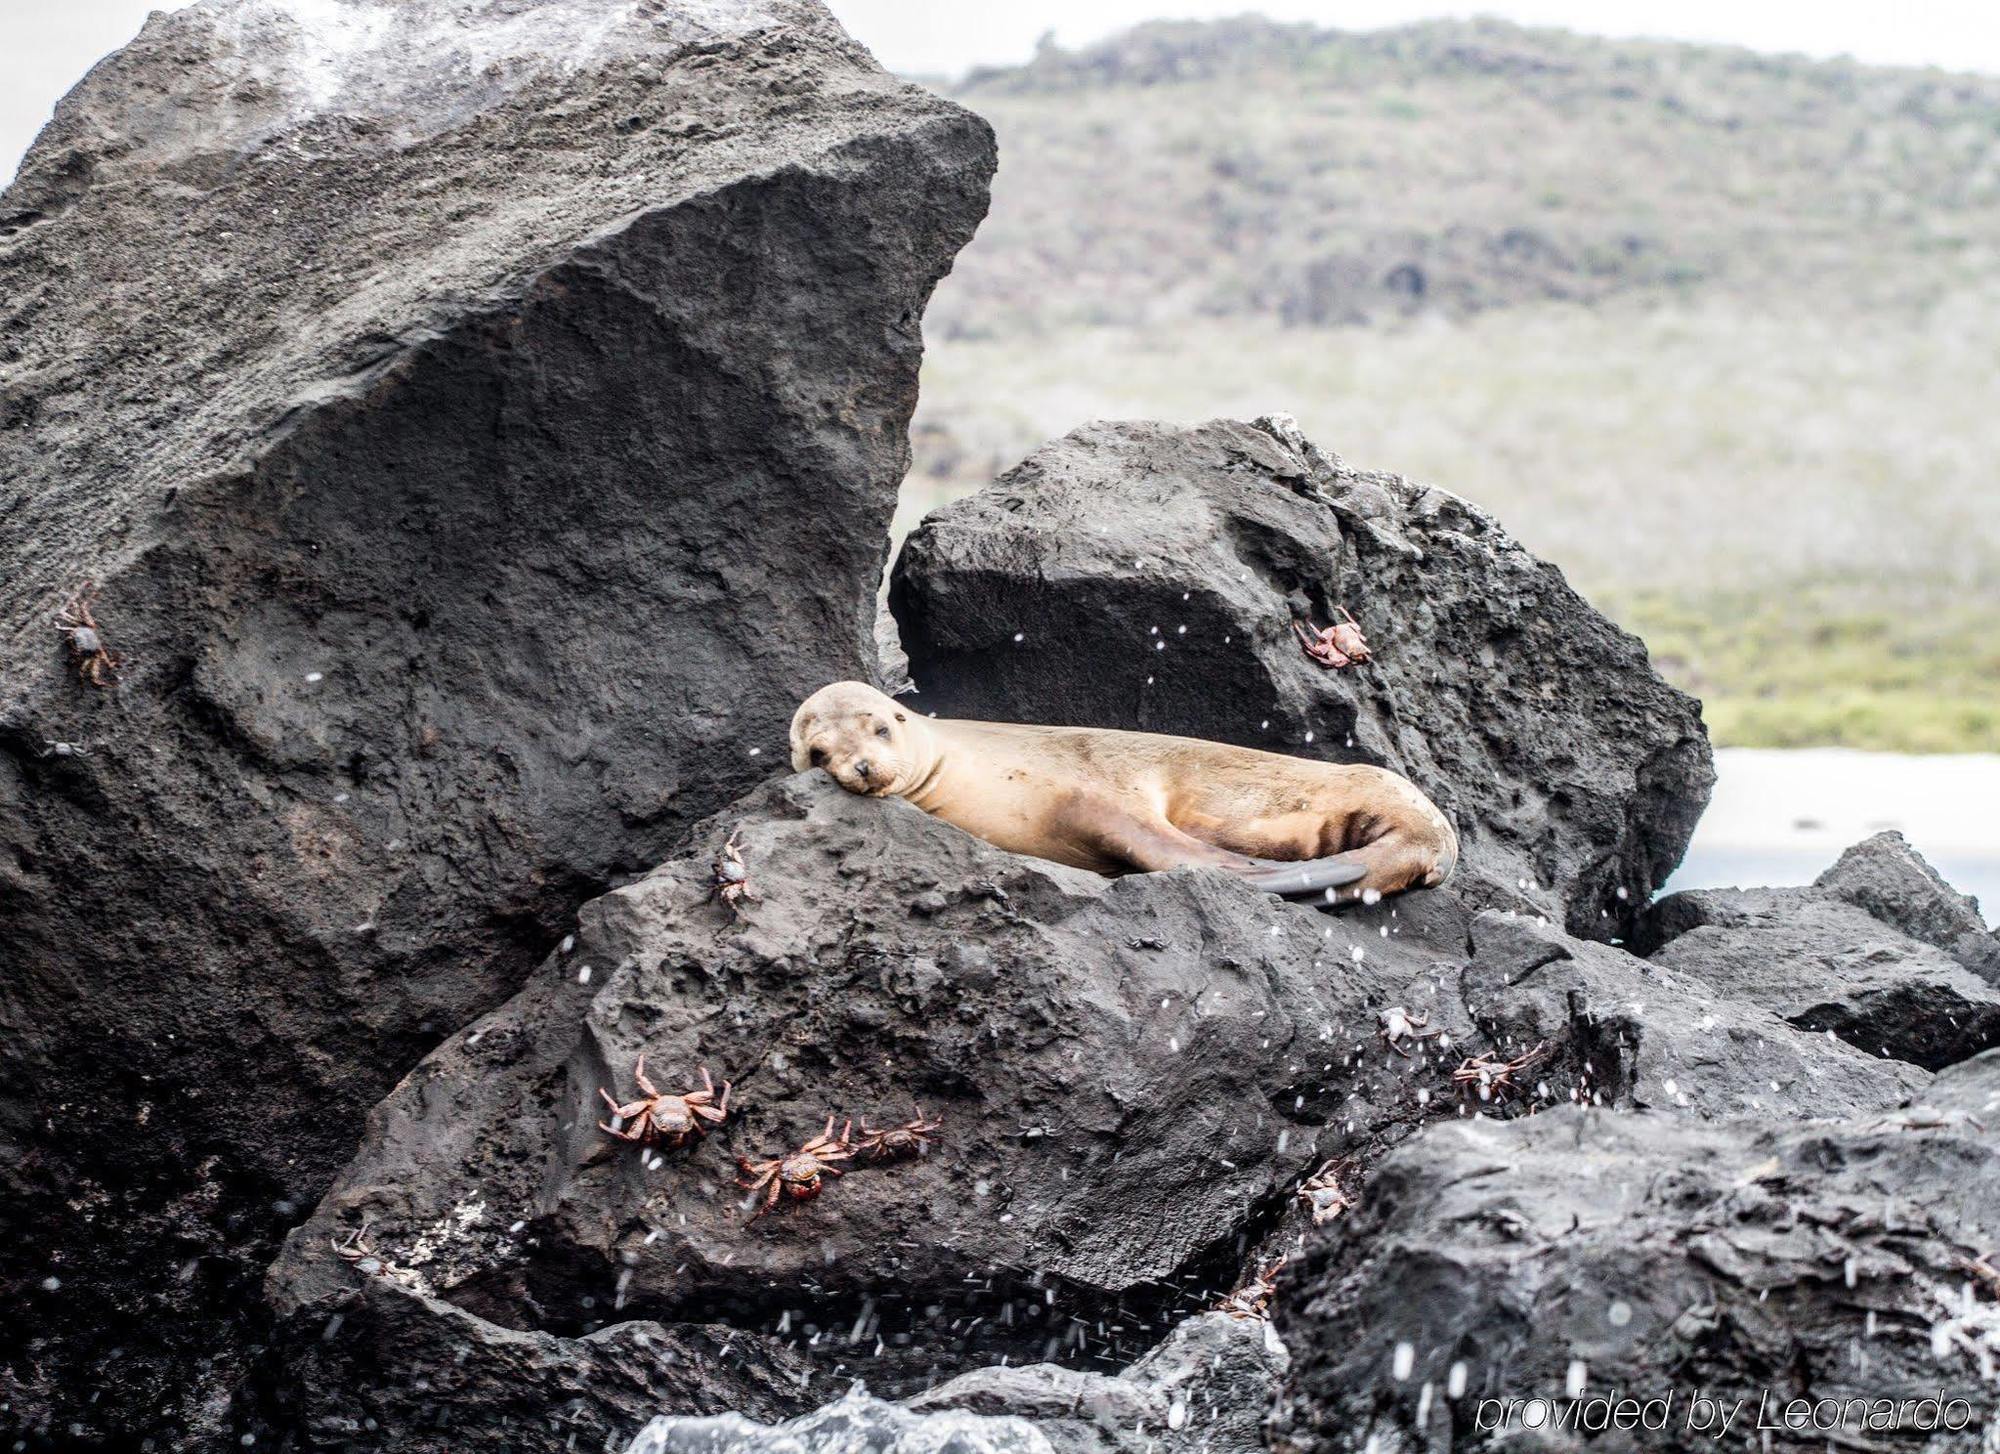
[790,681,929,797]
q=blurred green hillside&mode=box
[902,16,2000,751]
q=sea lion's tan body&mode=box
[790,682,1456,902]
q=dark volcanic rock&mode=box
[1645,894,2000,1072]
[0,0,991,1442]
[1639,837,2000,1071]
[267,1280,814,1454]
[1461,910,1929,1118]
[268,772,1497,1435]
[1817,832,2000,985]
[266,774,1935,1444]
[889,415,1712,941]
[1275,1068,2000,1453]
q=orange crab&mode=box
[737,1116,853,1221]
[849,1109,941,1162]
[598,1057,731,1149]
[1292,607,1372,669]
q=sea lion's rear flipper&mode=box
[1081,801,1373,899]
[1230,854,1369,899]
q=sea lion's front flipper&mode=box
[1230,854,1369,899]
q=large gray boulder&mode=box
[889,416,1713,942]
[1639,834,2000,1070]
[1816,832,2000,985]
[1275,1055,2000,1453]
[0,0,991,1442]
[264,771,1483,1436]
[263,772,1932,1446]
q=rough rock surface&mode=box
[1275,1054,2000,1453]
[1461,909,1930,1118]
[0,0,992,1443]
[1816,832,2000,985]
[264,778,1933,1446]
[7,17,1987,1443]
[1638,834,2000,1071]
[1641,833,1999,979]
[1642,890,2000,1071]
[889,415,1713,941]
[628,1386,1057,1454]
[265,772,1486,1437]
[265,1279,815,1454]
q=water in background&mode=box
[1666,748,2000,926]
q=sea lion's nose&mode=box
[855,759,873,781]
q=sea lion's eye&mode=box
[809,748,826,767]
[875,725,891,739]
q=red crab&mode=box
[598,1057,731,1149]
[849,1109,942,1162]
[737,1116,853,1221]
[1292,607,1372,669]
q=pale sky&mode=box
[5,2,1999,183]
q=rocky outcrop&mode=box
[0,0,992,1442]
[1643,892,2000,1071]
[1275,1054,2000,1453]
[889,416,1713,941]
[1817,832,2000,985]
[1637,834,2000,1071]
[263,772,1488,1437]
[1461,909,1930,1116]
[5,20,1986,1442]
[265,1280,816,1454]
[262,774,1934,1447]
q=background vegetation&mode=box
[902,16,2000,751]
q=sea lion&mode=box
[788,681,1456,902]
